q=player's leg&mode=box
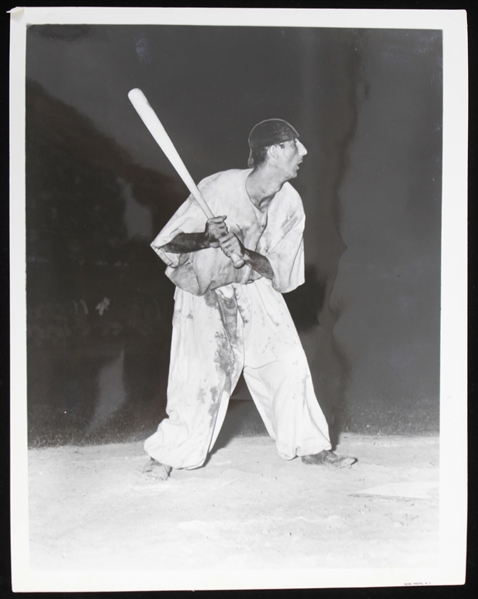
[241,280,355,466]
[143,288,242,473]
[239,280,329,458]
[243,350,332,459]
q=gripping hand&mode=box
[204,216,228,248]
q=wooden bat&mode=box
[127,88,245,268]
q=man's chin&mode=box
[282,167,299,181]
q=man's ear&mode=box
[268,144,280,161]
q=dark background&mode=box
[24,24,442,447]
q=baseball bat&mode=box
[127,88,245,269]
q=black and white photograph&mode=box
[9,7,468,592]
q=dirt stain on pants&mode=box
[144,279,331,469]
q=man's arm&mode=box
[219,233,273,280]
[242,249,274,280]
[161,216,228,253]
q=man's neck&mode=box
[246,165,288,211]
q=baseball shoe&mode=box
[301,450,357,469]
[140,458,172,481]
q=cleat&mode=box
[301,450,357,469]
[140,458,172,481]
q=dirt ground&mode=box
[28,432,439,573]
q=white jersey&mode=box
[151,168,305,295]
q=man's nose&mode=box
[297,141,307,156]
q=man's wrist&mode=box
[191,232,211,250]
[203,230,212,247]
[204,231,222,248]
[241,247,251,262]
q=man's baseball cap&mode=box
[248,119,299,165]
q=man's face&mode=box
[274,138,308,179]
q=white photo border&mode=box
[9,6,468,592]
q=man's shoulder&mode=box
[279,182,304,212]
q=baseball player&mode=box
[142,119,357,480]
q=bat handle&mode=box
[230,253,246,269]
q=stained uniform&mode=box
[144,168,331,469]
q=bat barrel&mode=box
[128,88,244,268]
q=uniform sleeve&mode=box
[150,196,209,296]
[266,208,305,294]
[150,196,205,269]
